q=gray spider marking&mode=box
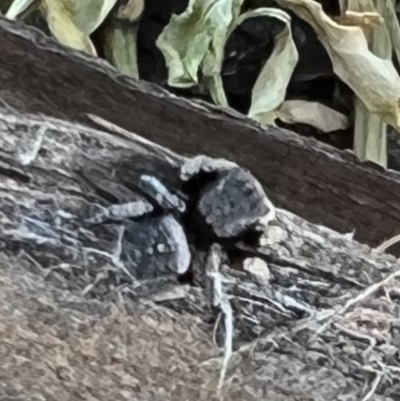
[138,174,186,213]
[180,156,276,240]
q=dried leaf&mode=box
[275,0,400,128]
[201,0,246,105]
[157,1,297,116]
[380,0,400,68]
[334,10,383,28]
[58,0,118,35]
[345,0,390,167]
[336,0,378,41]
[103,22,139,79]
[117,0,144,21]
[39,0,117,56]
[42,0,96,55]
[277,100,348,132]
[5,0,37,19]
[244,8,298,125]
[103,0,144,79]
[156,0,244,88]
[353,98,387,165]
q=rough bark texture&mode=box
[1,17,400,248]
[1,108,400,401]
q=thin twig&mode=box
[206,244,234,394]
[375,234,400,254]
[315,268,400,337]
[212,312,222,349]
[361,371,383,401]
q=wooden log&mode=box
[0,18,399,248]
[0,108,399,400]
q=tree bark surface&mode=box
[0,18,399,248]
[0,108,399,400]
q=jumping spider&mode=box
[89,155,276,281]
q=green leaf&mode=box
[103,21,140,79]
[157,2,297,118]
[102,0,144,79]
[58,0,118,35]
[156,0,244,89]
